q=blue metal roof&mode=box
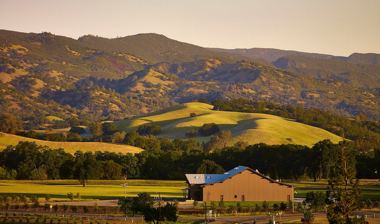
[186,166,249,185]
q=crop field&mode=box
[0,179,378,201]
[0,132,143,154]
[0,180,186,199]
[116,102,343,147]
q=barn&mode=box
[185,166,294,202]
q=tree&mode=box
[0,113,22,134]
[69,126,86,134]
[204,130,232,152]
[0,166,16,179]
[137,124,161,136]
[102,122,117,135]
[73,151,103,186]
[198,123,220,136]
[123,131,139,145]
[197,160,225,174]
[111,131,126,143]
[90,122,103,141]
[305,191,326,211]
[66,133,82,142]
[326,142,362,224]
[129,192,154,215]
[120,193,178,223]
[102,160,122,179]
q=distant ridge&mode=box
[0,29,379,121]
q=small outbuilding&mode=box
[185,166,294,202]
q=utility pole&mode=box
[123,174,128,221]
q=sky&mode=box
[0,0,379,56]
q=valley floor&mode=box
[0,179,379,200]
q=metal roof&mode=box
[185,166,249,185]
[185,165,292,187]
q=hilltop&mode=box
[0,132,143,154]
[116,102,343,147]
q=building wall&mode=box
[202,170,293,202]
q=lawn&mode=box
[116,102,343,147]
[0,132,143,154]
[0,180,187,199]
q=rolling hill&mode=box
[0,132,143,154]
[116,102,343,147]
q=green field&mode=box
[0,132,143,154]
[289,180,380,200]
[116,102,343,147]
[0,180,378,201]
[0,180,186,199]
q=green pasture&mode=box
[0,180,187,199]
[287,180,380,200]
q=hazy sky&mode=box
[1,0,379,56]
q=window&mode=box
[234,195,237,199]
[220,195,224,201]
[241,195,245,202]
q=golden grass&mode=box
[116,102,343,147]
[0,132,143,154]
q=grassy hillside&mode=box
[116,102,343,147]
[0,132,142,154]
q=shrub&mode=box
[198,123,220,136]
[67,193,74,201]
[218,200,225,209]
[236,202,242,213]
[262,201,269,212]
[302,209,315,224]
[255,204,261,212]
[272,203,279,211]
[280,202,287,211]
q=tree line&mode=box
[0,140,379,182]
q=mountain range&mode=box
[0,29,379,126]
